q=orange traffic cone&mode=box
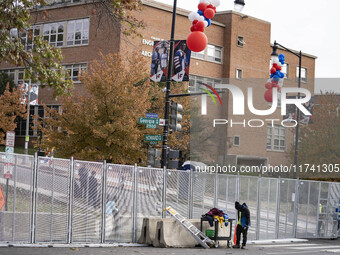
[233,225,237,245]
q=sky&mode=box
[154,0,340,92]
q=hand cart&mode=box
[200,217,234,248]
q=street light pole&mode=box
[271,41,302,178]
[161,0,177,168]
[24,77,31,155]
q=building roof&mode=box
[271,44,318,60]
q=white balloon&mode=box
[204,20,209,27]
[188,12,196,22]
[197,15,205,21]
[200,0,211,4]
[211,0,220,7]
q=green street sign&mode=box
[145,135,162,142]
[149,141,158,145]
[146,124,157,129]
[139,117,159,125]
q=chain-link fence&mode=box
[0,152,339,244]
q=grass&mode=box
[0,145,37,156]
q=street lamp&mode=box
[271,41,302,179]
[234,0,245,12]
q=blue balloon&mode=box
[270,73,275,78]
[197,10,204,15]
[273,75,280,82]
[279,54,285,60]
[205,19,211,27]
[280,60,285,65]
[275,70,281,76]
[280,72,285,78]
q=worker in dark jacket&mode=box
[233,201,251,249]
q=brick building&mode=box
[0,0,317,166]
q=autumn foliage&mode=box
[37,53,151,164]
[0,84,26,144]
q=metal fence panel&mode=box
[71,160,103,243]
[166,170,190,218]
[35,157,70,242]
[192,172,214,219]
[278,179,296,238]
[105,164,134,243]
[239,176,259,241]
[0,153,34,243]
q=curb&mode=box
[249,238,309,245]
[0,243,149,248]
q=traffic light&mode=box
[147,148,161,168]
[169,102,183,132]
[167,148,182,169]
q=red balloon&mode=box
[277,65,282,71]
[207,4,214,8]
[197,27,204,32]
[198,3,207,11]
[187,31,208,52]
[190,26,197,32]
[264,89,273,103]
[272,83,281,91]
[270,67,276,74]
[265,82,273,89]
[193,20,198,25]
[204,8,215,19]
[272,63,278,69]
[212,7,217,13]
[196,21,205,29]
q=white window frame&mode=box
[43,22,65,47]
[18,25,41,50]
[236,69,243,80]
[64,63,87,82]
[233,135,240,146]
[0,68,27,84]
[189,75,221,93]
[296,66,307,83]
[67,18,89,46]
[267,125,286,152]
[191,44,223,64]
[237,36,244,47]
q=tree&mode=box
[288,93,340,180]
[0,83,26,144]
[0,72,15,95]
[36,53,151,164]
[0,0,144,96]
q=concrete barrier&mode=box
[152,218,232,248]
[137,218,173,245]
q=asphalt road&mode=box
[1,239,340,255]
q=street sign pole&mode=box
[161,0,177,169]
[25,77,31,155]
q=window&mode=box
[237,36,244,47]
[43,22,65,46]
[190,44,223,63]
[67,18,89,46]
[191,49,205,60]
[65,63,87,82]
[19,25,41,50]
[267,125,286,151]
[236,69,243,80]
[207,44,222,62]
[297,67,307,82]
[189,75,221,93]
[234,136,240,146]
[0,69,26,84]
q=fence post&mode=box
[292,178,300,238]
[256,175,261,240]
[100,161,107,243]
[11,155,18,242]
[275,177,281,239]
[50,158,55,242]
[131,164,138,243]
[30,152,38,243]
[67,157,74,244]
[214,171,218,208]
[188,168,194,219]
[162,166,167,218]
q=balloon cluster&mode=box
[187,0,220,52]
[264,54,285,103]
